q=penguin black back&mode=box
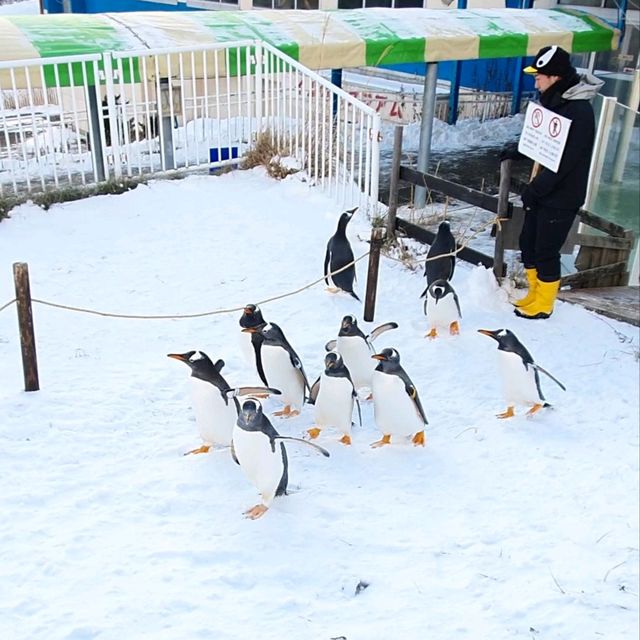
[424,220,456,285]
[324,207,360,301]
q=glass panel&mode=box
[589,93,640,237]
[394,0,424,6]
[338,0,366,7]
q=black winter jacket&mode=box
[527,72,603,210]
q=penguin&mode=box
[307,351,361,445]
[370,348,428,447]
[241,322,310,418]
[420,278,462,339]
[238,303,268,386]
[167,350,280,455]
[232,397,329,519]
[324,207,360,301]
[424,220,456,286]
[333,315,398,396]
[477,329,566,418]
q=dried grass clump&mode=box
[242,132,299,181]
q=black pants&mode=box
[519,204,578,282]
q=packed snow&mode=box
[0,166,638,640]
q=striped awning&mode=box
[0,8,619,78]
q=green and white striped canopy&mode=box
[0,8,619,83]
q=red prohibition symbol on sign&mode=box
[532,107,543,128]
[549,117,562,137]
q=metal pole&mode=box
[386,125,403,241]
[159,78,175,171]
[414,62,438,209]
[331,68,343,119]
[87,88,105,182]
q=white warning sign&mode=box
[518,102,572,173]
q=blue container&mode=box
[209,146,240,163]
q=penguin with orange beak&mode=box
[370,348,428,448]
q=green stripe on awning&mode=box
[556,8,619,52]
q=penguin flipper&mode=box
[405,382,429,425]
[308,377,320,405]
[325,339,337,352]
[532,364,566,391]
[275,436,330,457]
[230,440,240,465]
[323,244,332,285]
[367,322,399,342]
[453,290,462,318]
[354,394,362,427]
[213,359,225,372]
[349,290,361,302]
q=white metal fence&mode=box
[0,41,381,213]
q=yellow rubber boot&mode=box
[513,268,538,308]
[515,279,560,319]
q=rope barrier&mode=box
[0,299,16,314]
[27,252,371,320]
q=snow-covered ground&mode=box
[0,167,638,640]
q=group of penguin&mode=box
[168,209,566,520]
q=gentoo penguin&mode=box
[238,303,268,386]
[420,278,462,339]
[241,322,310,417]
[324,207,360,301]
[333,315,398,396]
[307,351,361,445]
[167,350,280,455]
[424,220,456,286]
[370,348,428,447]
[232,397,329,519]
[477,329,566,418]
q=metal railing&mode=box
[0,42,381,214]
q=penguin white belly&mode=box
[238,331,256,371]
[372,371,423,438]
[499,352,542,406]
[314,373,354,435]
[426,295,459,330]
[190,378,235,446]
[336,336,374,391]
[261,345,305,410]
[232,426,284,506]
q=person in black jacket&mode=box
[502,46,603,319]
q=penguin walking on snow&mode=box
[477,329,566,418]
[307,351,361,445]
[324,207,360,300]
[241,322,310,418]
[420,278,461,339]
[370,348,428,448]
[424,220,456,286]
[238,303,268,386]
[329,314,398,396]
[232,397,329,519]
[167,350,280,455]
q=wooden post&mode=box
[13,262,39,392]
[386,125,404,241]
[493,159,512,280]
[364,227,385,322]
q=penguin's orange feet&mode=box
[339,434,352,445]
[449,321,460,336]
[496,406,515,419]
[244,504,268,520]
[526,403,544,417]
[184,444,212,455]
[425,327,437,339]
[287,409,300,418]
[307,427,322,439]
[273,405,292,417]
[412,430,426,447]
[370,434,392,448]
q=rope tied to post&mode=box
[25,251,371,320]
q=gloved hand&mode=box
[521,185,538,212]
[499,142,522,162]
